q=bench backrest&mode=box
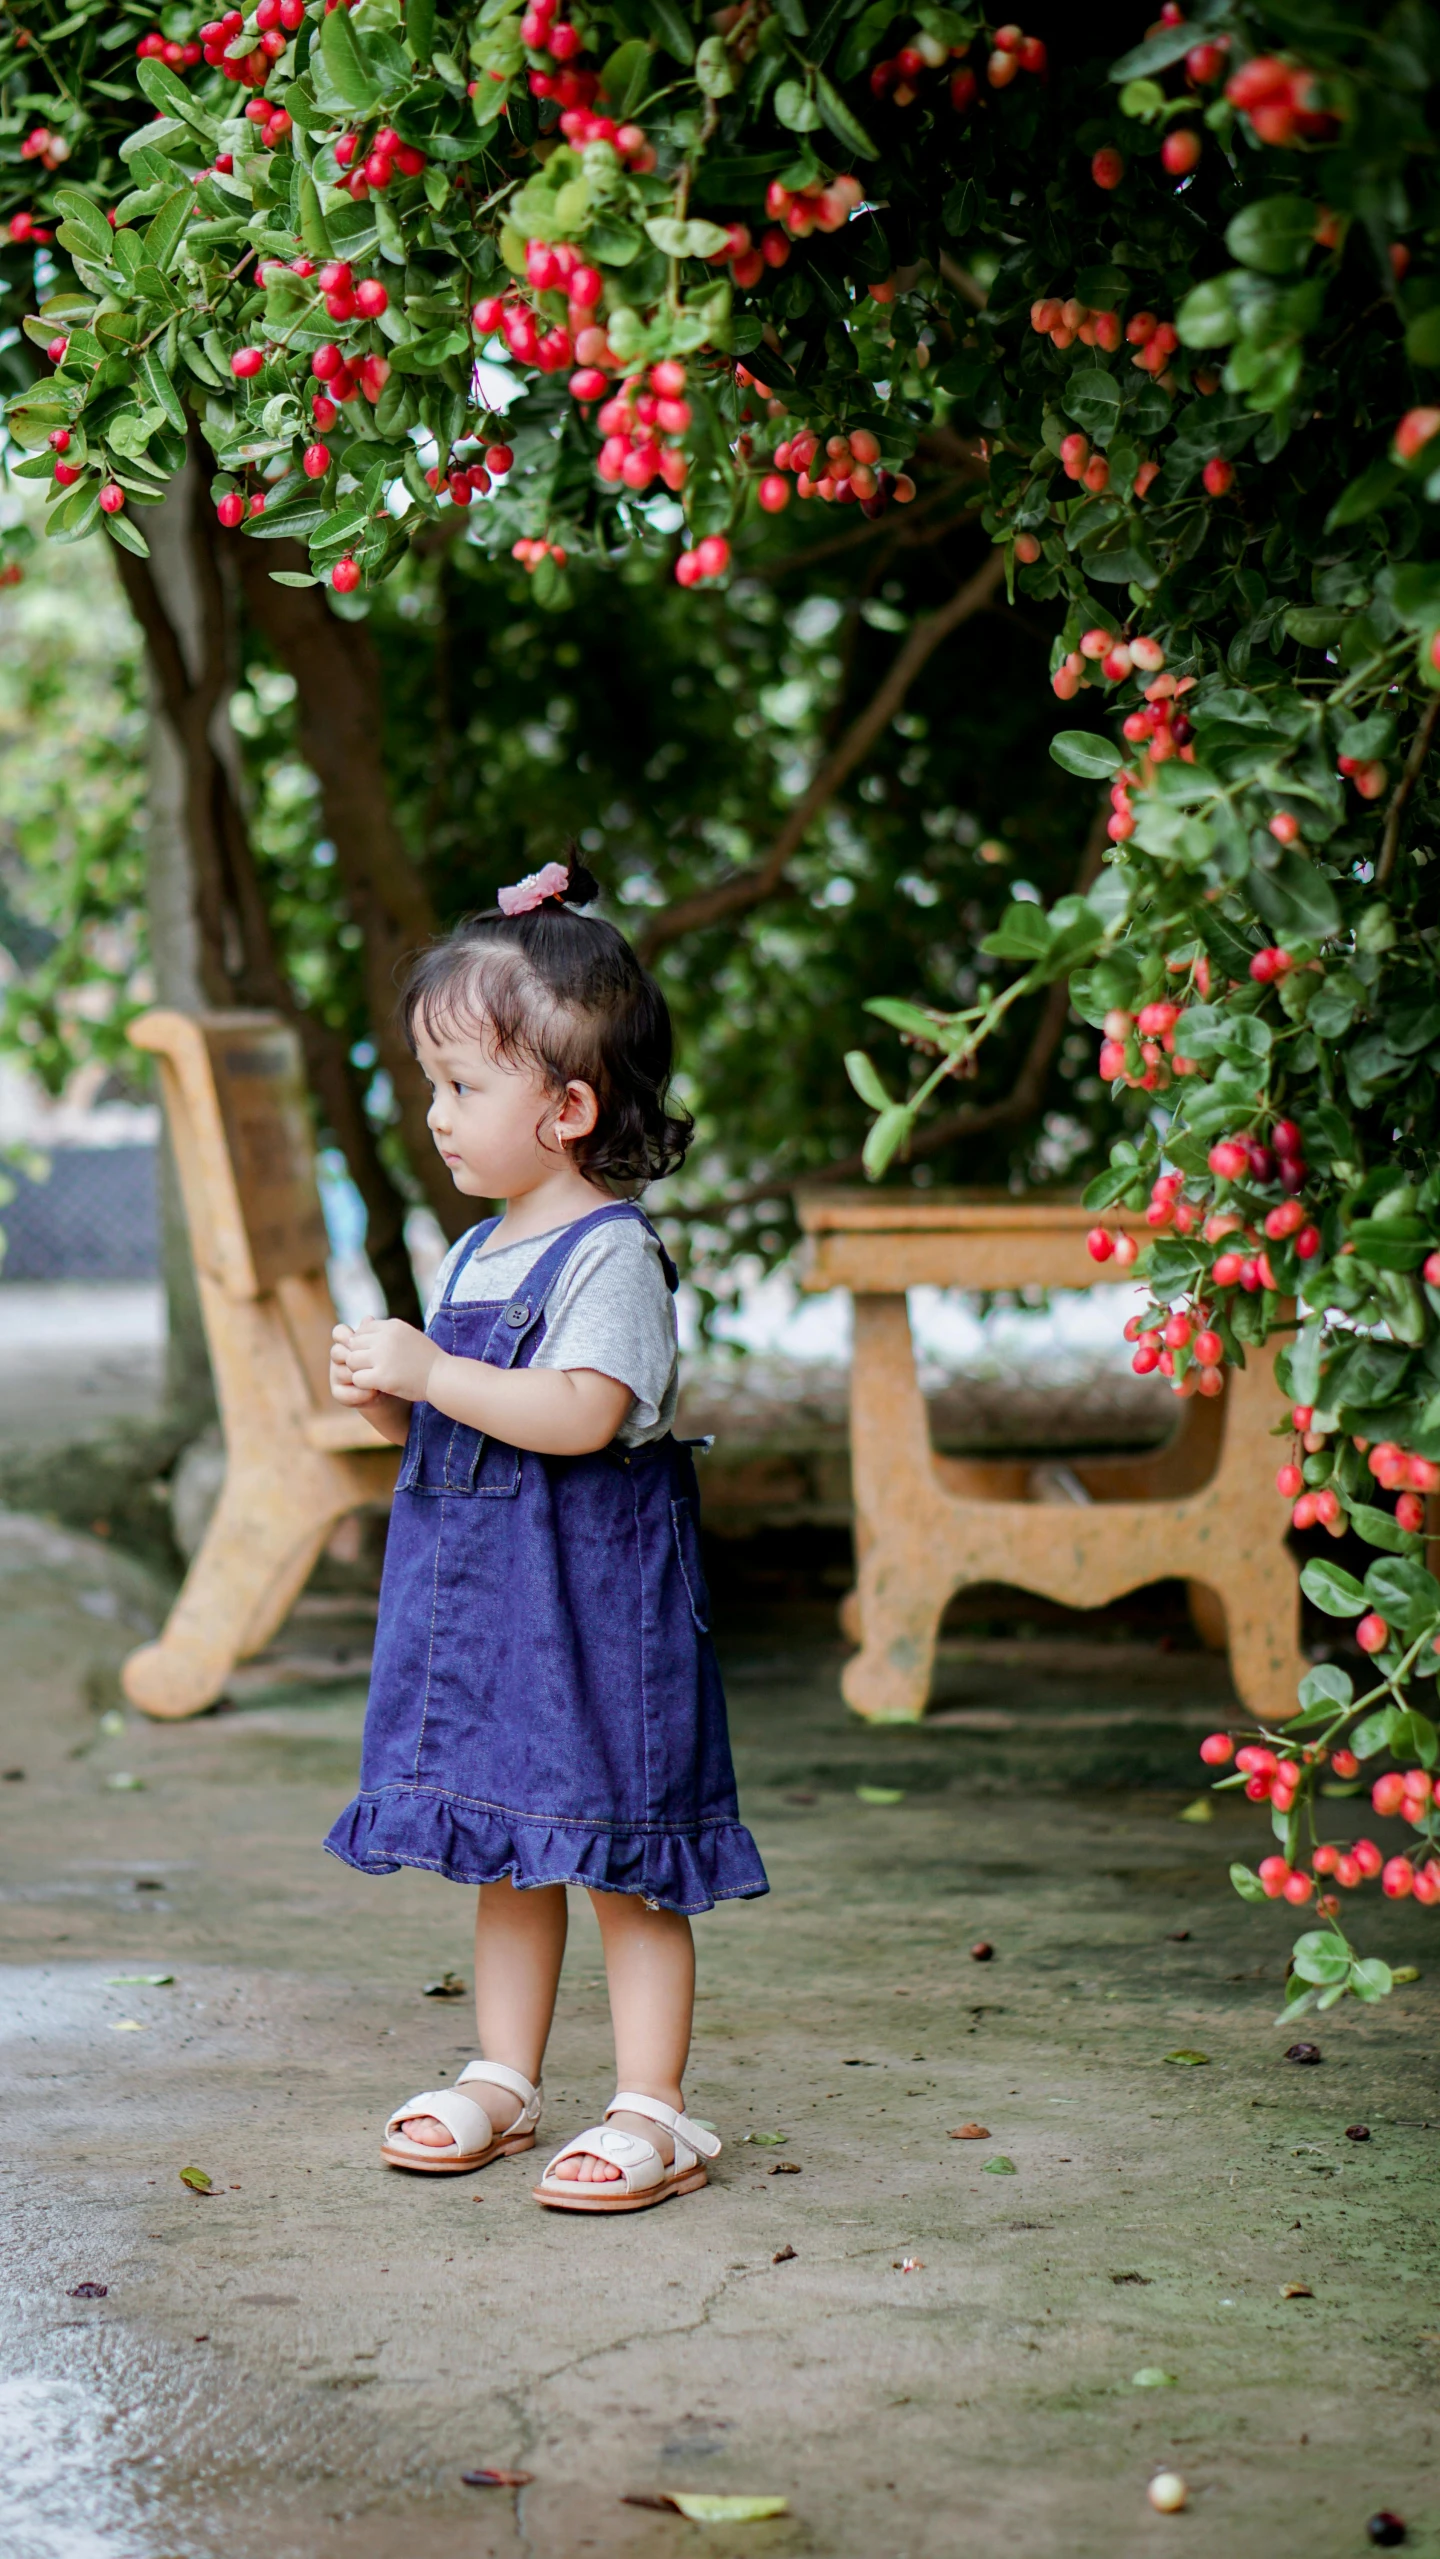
[130,1009,330,1300]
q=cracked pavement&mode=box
[3,1510,1440,2558]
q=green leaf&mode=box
[1299,1559,1366,1617]
[1348,1502,1419,1553]
[1162,2050,1211,2066]
[1297,1663,1353,1716]
[1249,848,1341,943]
[1284,607,1346,649]
[1225,197,1317,277]
[1049,729,1123,779]
[321,3,380,108]
[179,2164,214,2192]
[1062,367,1122,442]
[647,0,696,62]
[269,568,322,586]
[137,56,217,135]
[52,189,115,265]
[1326,457,1404,530]
[814,70,879,157]
[982,2154,1018,2173]
[141,188,193,275]
[864,997,948,1043]
[775,77,823,130]
[103,510,152,559]
[600,37,651,114]
[1229,1863,1269,1904]
[1110,23,1196,79]
[1405,307,1440,370]
[644,216,736,258]
[845,1048,892,1111]
[1349,1707,1398,1760]
[696,32,737,94]
[1290,1929,1350,1986]
[855,1783,905,1803]
[1176,276,1238,350]
[407,0,436,62]
[298,174,333,260]
[1350,1958,1393,2004]
[862,1104,914,1178]
[980,903,1051,961]
[668,2498,789,2523]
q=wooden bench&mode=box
[122,1009,399,1720]
[797,1190,1305,1725]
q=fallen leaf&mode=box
[461,2467,533,2489]
[1391,1965,1420,1985]
[948,2123,991,2141]
[98,1709,125,1736]
[106,1974,173,1987]
[1111,2271,1151,2285]
[1280,2281,1314,2299]
[893,2257,924,2272]
[423,1971,466,1998]
[855,1784,904,1805]
[1345,2124,1371,2142]
[969,1940,995,1961]
[110,2020,145,2032]
[1131,2368,1176,2388]
[179,2166,214,2194]
[1284,2042,1322,2065]
[783,1790,818,1805]
[106,1772,145,1791]
[772,2243,796,2264]
[670,2495,789,2523]
[768,2161,802,2175]
[741,2131,788,2146]
[68,2282,107,2299]
[1163,2049,1210,2067]
[982,2155,1016,2175]
[1176,1797,1213,1823]
[1166,1928,1191,1941]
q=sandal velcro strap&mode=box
[458,2060,542,2130]
[607,2091,722,2161]
[384,2086,495,2157]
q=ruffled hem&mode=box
[323,1786,769,1916]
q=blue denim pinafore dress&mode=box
[325,1203,768,1915]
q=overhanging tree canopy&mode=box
[6,0,1440,2002]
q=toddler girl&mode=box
[326,858,767,2211]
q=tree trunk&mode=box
[234,537,467,1242]
[116,448,423,1320]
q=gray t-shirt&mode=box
[426,1213,678,1446]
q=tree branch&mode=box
[637,546,1006,963]
[1376,692,1440,886]
[662,794,1109,1217]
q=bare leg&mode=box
[551,1891,695,2184]
[401,1879,568,2145]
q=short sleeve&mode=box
[529,1220,678,1439]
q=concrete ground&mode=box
[3,1510,1439,2559]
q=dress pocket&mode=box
[396,1404,521,1498]
[670,1494,712,1632]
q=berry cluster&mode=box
[195,5,295,90]
[19,126,70,170]
[757,413,914,518]
[1053,625,1169,709]
[1226,53,1342,149]
[521,0,601,114]
[760,170,864,242]
[331,122,428,197]
[1200,1731,1440,1907]
[869,21,1044,112]
[675,534,731,589]
[136,27,204,67]
[422,442,513,508]
[6,211,52,244]
[511,535,567,573]
[594,359,691,493]
[702,217,791,292]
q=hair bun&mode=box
[560,853,600,908]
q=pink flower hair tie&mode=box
[497,862,570,917]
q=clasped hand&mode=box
[331,1317,438,1407]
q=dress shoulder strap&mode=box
[438,1216,504,1308]
[477,1200,673,1367]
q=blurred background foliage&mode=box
[0,460,1124,1315]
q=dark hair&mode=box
[400,857,692,1190]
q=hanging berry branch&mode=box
[3,0,1440,2013]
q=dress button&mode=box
[504,1302,530,1327]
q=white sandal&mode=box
[381,2059,542,2175]
[533,2090,720,2213]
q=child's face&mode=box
[414,1017,596,1198]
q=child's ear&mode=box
[556,1079,600,1140]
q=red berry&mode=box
[758,473,790,514]
[1312,1842,1340,1875]
[1199,1732,1233,1766]
[1335,1853,1362,1889]
[231,346,265,378]
[1397,1493,1426,1533]
[1331,1749,1359,1780]
[1086,1227,1115,1263]
[1382,1855,1415,1898]
[1283,1871,1314,1905]
[302,441,330,478]
[1161,127,1202,175]
[1208,1139,1249,1182]
[216,491,245,528]
[1091,147,1124,189]
[486,445,514,475]
[1356,1613,1389,1656]
[1276,1463,1303,1498]
[354,278,388,317]
[1202,456,1234,497]
[1193,1329,1223,1367]
[695,534,731,579]
[331,555,361,593]
[675,550,703,588]
[1424,1250,1440,1285]
[312,343,343,380]
[1354,1838,1383,1879]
